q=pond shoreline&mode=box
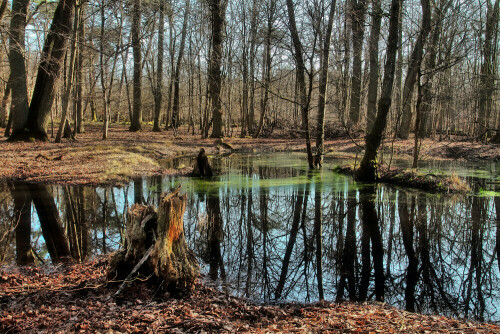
[1,258,499,333]
[1,123,499,186]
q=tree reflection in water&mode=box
[0,154,499,322]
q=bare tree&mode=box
[285,0,315,168]
[316,0,337,167]
[347,0,367,128]
[10,0,76,142]
[129,0,142,132]
[396,0,432,139]
[356,0,402,182]
[208,0,228,138]
[8,0,30,137]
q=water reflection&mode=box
[0,153,499,322]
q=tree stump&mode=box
[192,148,214,177]
[108,188,199,295]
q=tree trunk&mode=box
[75,3,85,134]
[9,182,34,265]
[356,0,401,182]
[285,0,314,168]
[0,82,10,129]
[253,0,275,138]
[247,0,259,135]
[477,0,499,140]
[396,0,431,139]
[208,0,227,138]
[10,0,76,142]
[347,0,367,128]
[129,0,142,132]
[171,0,190,130]
[315,0,336,167]
[30,184,72,262]
[55,3,78,143]
[366,0,382,133]
[108,188,199,294]
[0,0,8,19]
[152,0,165,132]
[8,0,30,136]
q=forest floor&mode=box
[1,258,499,333]
[0,123,499,186]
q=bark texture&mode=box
[12,0,76,141]
[109,189,199,294]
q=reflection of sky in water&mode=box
[3,153,500,322]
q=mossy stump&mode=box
[108,188,199,295]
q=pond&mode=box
[1,153,499,322]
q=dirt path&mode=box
[1,123,499,185]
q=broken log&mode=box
[108,187,199,296]
[192,148,214,177]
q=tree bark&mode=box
[10,0,76,142]
[30,184,72,262]
[253,0,275,138]
[55,3,79,143]
[9,182,34,265]
[396,0,432,139]
[152,0,165,132]
[109,189,199,294]
[356,0,401,182]
[477,0,499,140]
[208,0,227,138]
[8,0,30,135]
[129,0,142,132]
[316,0,336,167]
[171,0,190,130]
[347,0,367,128]
[366,0,382,133]
[285,0,314,168]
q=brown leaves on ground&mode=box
[1,123,499,186]
[1,258,498,333]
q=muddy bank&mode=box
[1,123,498,185]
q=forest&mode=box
[0,0,499,332]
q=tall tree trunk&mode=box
[55,3,79,143]
[9,182,34,265]
[418,0,449,138]
[366,0,382,133]
[315,0,336,167]
[100,0,109,139]
[0,0,8,19]
[152,0,165,132]
[247,0,259,135]
[8,0,30,136]
[253,0,275,138]
[396,0,432,139]
[75,3,85,134]
[477,0,499,140]
[347,0,367,128]
[0,82,10,130]
[355,0,401,182]
[129,0,142,132]
[208,0,227,138]
[285,0,314,168]
[11,0,76,142]
[30,184,71,262]
[171,0,190,130]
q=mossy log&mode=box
[108,188,199,295]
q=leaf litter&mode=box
[0,257,498,333]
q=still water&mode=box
[1,153,499,322]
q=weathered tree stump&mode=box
[192,148,214,177]
[108,188,199,295]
